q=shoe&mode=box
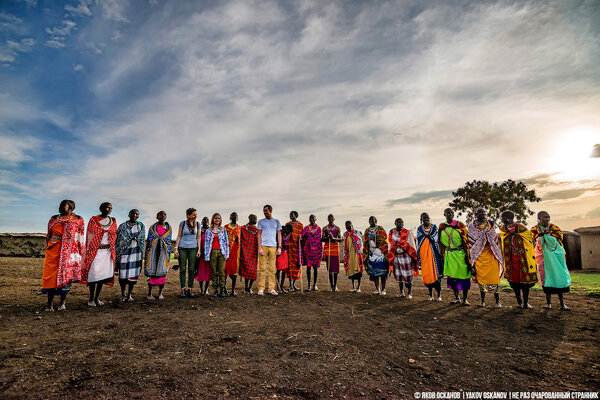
[219,290,227,297]
[495,302,502,309]
[478,302,486,308]
[57,303,66,311]
[313,286,318,291]
[158,294,164,300]
[334,287,339,292]
[356,289,361,293]
[406,294,412,299]
[437,297,443,302]
[212,291,219,297]
[179,290,187,298]
[95,299,104,306]
[45,306,54,312]
[372,291,380,295]
[450,299,461,304]
[230,291,237,297]
[146,295,155,300]
[248,289,254,295]
[128,295,134,302]
[87,300,96,307]
[258,290,264,296]
[427,296,434,301]
[560,305,570,311]
[121,296,127,303]
[462,300,470,306]
[187,289,195,298]
[350,288,356,292]
[381,290,386,296]
[270,290,279,296]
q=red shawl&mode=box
[80,215,117,286]
[46,214,85,287]
[387,228,418,274]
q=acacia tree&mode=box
[448,179,541,225]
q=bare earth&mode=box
[0,257,599,399]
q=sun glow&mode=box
[550,126,600,181]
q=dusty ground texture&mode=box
[1,257,599,399]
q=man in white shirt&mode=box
[256,204,282,295]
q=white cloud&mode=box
[96,0,129,22]
[15,0,38,7]
[0,12,28,35]
[7,38,36,52]
[45,20,76,36]
[110,29,122,41]
[0,134,41,165]
[0,93,71,131]
[45,37,66,48]
[0,38,36,63]
[65,0,93,17]
[74,64,84,71]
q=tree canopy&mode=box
[448,179,541,225]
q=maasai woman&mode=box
[115,209,146,302]
[343,221,363,292]
[301,214,323,291]
[174,208,201,298]
[286,211,303,292]
[417,213,443,301]
[363,216,389,295]
[322,214,342,292]
[205,213,230,297]
[531,211,571,310]
[144,211,172,300]
[81,202,117,307]
[195,216,211,295]
[439,208,472,305]
[41,199,85,311]
[239,214,259,294]
[468,208,504,308]
[387,218,418,299]
[276,223,293,293]
[225,212,241,296]
[500,210,538,309]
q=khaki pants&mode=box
[258,245,277,292]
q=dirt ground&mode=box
[0,257,599,399]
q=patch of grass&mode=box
[499,272,600,294]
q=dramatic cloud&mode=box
[1,0,599,233]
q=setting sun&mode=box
[551,126,600,180]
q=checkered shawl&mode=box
[239,224,258,280]
[115,221,145,279]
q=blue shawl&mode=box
[416,224,443,278]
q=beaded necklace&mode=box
[96,215,113,229]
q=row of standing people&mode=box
[40,201,571,311]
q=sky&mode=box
[1,0,599,235]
